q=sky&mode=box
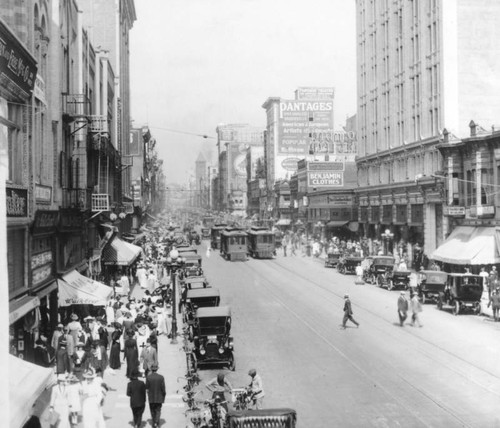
[129,0,357,184]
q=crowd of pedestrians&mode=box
[41,226,174,428]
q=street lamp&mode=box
[165,248,185,344]
[381,228,394,255]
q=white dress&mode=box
[81,380,105,428]
[50,384,71,428]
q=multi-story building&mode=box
[355,0,500,262]
[432,123,500,269]
[2,0,138,377]
[216,123,264,215]
[195,152,207,208]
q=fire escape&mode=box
[62,94,118,214]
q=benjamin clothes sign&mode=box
[307,161,344,188]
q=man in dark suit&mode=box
[146,363,166,428]
[127,370,146,428]
[341,294,360,329]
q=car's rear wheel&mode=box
[421,293,426,304]
[475,302,481,315]
[452,300,460,316]
[387,280,393,291]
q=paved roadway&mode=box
[195,243,500,428]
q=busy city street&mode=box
[6,1,500,427]
[196,242,500,427]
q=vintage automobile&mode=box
[227,408,297,428]
[189,230,201,245]
[183,287,221,325]
[220,227,248,261]
[183,276,210,290]
[210,223,228,250]
[201,227,211,239]
[181,252,203,278]
[324,252,341,268]
[437,273,483,315]
[247,226,276,259]
[418,270,448,303]
[192,306,235,370]
[387,270,411,291]
[366,256,395,285]
[337,256,364,275]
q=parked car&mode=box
[325,252,341,268]
[192,306,235,370]
[183,287,221,326]
[387,270,411,291]
[337,256,364,274]
[366,256,395,285]
[437,273,483,315]
[418,270,448,303]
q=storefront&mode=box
[31,210,59,336]
[57,209,87,274]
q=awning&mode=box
[57,270,113,306]
[276,219,291,226]
[431,226,500,265]
[326,220,349,228]
[9,295,40,324]
[9,355,55,428]
[102,237,143,266]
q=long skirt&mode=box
[109,342,121,369]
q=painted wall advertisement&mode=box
[278,99,334,156]
[307,161,344,188]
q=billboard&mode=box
[129,129,141,156]
[307,161,344,188]
[278,99,334,156]
[295,87,335,100]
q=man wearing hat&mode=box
[55,339,71,375]
[397,291,409,326]
[51,323,64,352]
[145,364,166,428]
[127,370,147,428]
[341,294,360,329]
[247,369,265,410]
[140,337,158,378]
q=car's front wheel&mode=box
[228,353,235,371]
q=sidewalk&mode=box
[99,283,187,428]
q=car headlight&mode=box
[200,346,206,355]
[228,337,234,350]
[218,347,224,354]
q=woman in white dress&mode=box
[49,374,71,428]
[66,374,81,426]
[80,368,105,428]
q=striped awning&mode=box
[102,237,142,266]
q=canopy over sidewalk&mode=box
[431,226,500,265]
[102,237,143,266]
[57,270,113,306]
[9,356,55,428]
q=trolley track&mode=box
[229,256,500,427]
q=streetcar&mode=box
[247,226,276,259]
[201,215,216,239]
[220,227,248,261]
[210,223,228,249]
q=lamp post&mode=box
[381,228,394,255]
[166,248,184,344]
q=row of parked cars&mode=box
[326,253,484,316]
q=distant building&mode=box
[216,124,264,214]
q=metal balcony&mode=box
[62,94,91,118]
[91,193,110,212]
[62,189,91,211]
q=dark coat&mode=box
[55,347,70,374]
[343,299,353,316]
[127,379,146,407]
[146,372,166,403]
